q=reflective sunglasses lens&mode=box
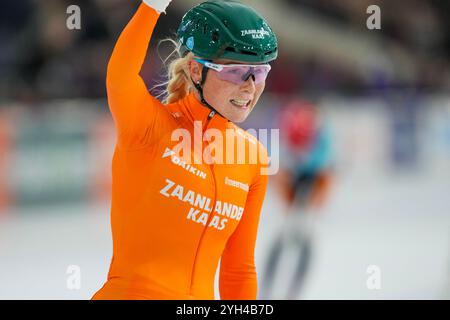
[248,66,271,84]
[216,65,270,85]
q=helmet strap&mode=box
[191,68,226,121]
[201,65,209,86]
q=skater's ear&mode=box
[188,58,203,84]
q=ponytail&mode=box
[152,38,194,105]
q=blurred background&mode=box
[0,0,449,299]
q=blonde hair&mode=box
[153,38,195,105]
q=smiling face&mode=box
[188,59,266,123]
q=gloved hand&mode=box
[142,0,173,14]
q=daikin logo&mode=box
[162,148,207,180]
[241,27,270,39]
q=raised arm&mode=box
[219,164,269,300]
[106,1,169,148]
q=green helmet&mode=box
[177,0,278,64]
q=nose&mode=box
[240,74,256,93]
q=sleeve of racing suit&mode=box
[219,156,270,300]
[106,2,165,149]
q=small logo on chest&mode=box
[162,148,207,180]
[224,176,249,192]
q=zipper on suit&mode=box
[189,110,218,295]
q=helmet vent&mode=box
[225,46,237,53]
[212,31,220,42]
[224,47,258,57]
[240,49,258,56]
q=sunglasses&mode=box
[194,58,272,85]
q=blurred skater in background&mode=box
[260,98,333,299]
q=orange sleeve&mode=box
[219,164,269,300]
[106,3,164,149]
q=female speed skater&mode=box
[92,0,278,299]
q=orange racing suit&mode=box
[92,3,269,300]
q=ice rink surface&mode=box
[0,168,448,300]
